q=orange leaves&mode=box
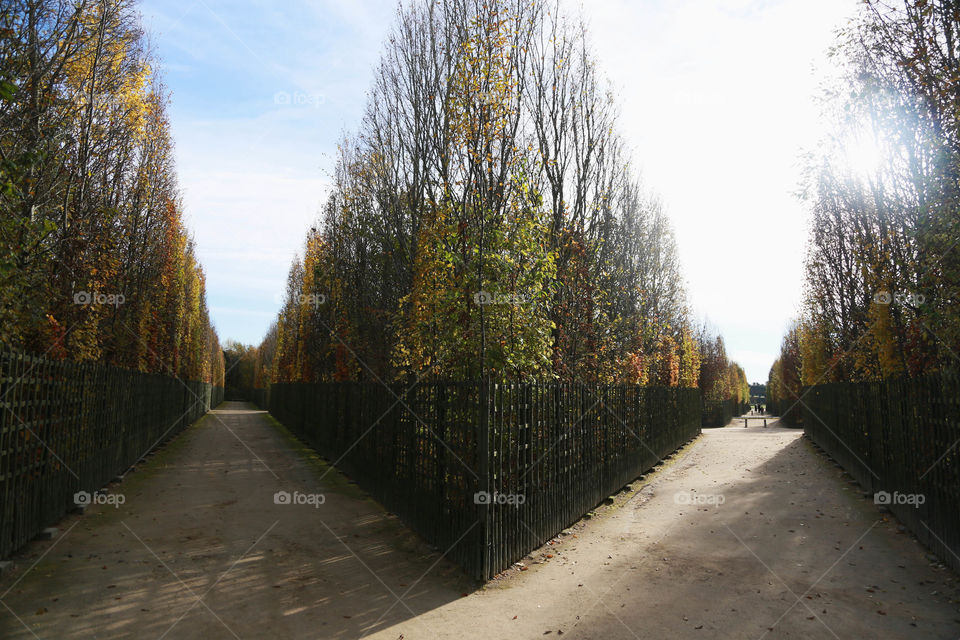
[43,315,68,361]
[647,334,680,388]
[622,351,648,386]
[0,0,222,381]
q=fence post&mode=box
[437,384,447,538]
[477,377,490,581]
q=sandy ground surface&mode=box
[1,403,958,639]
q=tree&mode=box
[0,0,222,384]
[793,0,960,384]
[262,0,704,390]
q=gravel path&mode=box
[1,404,958,639]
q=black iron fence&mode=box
[768,398,801,426]
[269,380,701,580]
[702,397,743,428]
[802,371,960,572]
[252,386,270,410]
[0,351,223,559]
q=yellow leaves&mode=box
[867,299,904,379]
[798,321,829,386]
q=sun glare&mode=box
[843,128,886,179]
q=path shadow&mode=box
[0,402,473,639]
[573,432,960,639]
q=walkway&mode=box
[1,405,957,639]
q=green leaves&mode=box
[0,0,223,384]
[261,0,699,387]
[0,79,17,101]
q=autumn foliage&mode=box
[255,0,744,398]
[770,0,960,414]
[0,0,223,383]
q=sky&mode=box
[138,0,860,384]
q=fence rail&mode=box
[269,380,701,580]
[802,372,960,572]
[0,351,223,559]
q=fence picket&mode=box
[802,374,960,572]
[0,350,223,559]
[270,380,701,580]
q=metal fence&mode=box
[0,351,223,559]
[768,398,801,426]
[252,387,270,410]
[702,398,744,428]
[269,380,701,580]
[802,371,960,572]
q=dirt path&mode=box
[1,405,958,639]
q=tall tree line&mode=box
[697,326,750,408]
[258,0,747,399]
[0,0,223,384]
[770,0,959,412]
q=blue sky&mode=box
[138,0,859,383]
[138,0,395,344]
